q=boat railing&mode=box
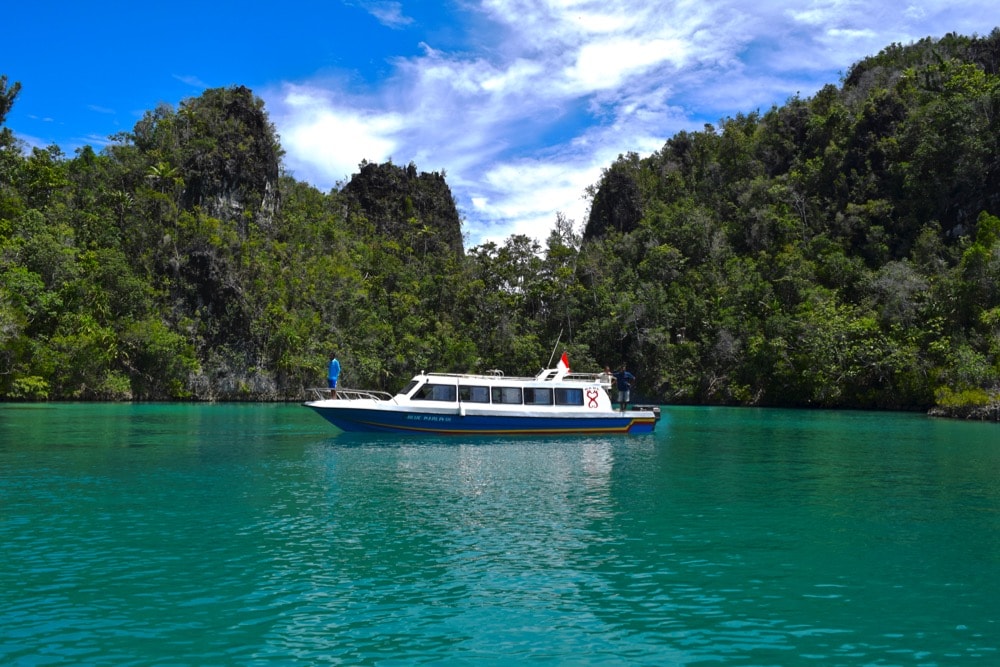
[422,370,606,384]
[424,369,540,381]
[564,372,602,383]
[308,387,395,402]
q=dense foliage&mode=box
[1,31,999,415]
[582,32,1000,413]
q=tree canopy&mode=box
[1,30,998,416]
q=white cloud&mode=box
[271,85,404,188]
[472,160,595,241]
[787,1,861,27]
[479,59,546,94]
[173,74,208,89]
[350,0,413,28]
[563,37,688,93]
[264,0,1000,246]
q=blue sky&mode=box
[4,1,997,246]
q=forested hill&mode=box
[581,30,1000,416]
[1,30,999,416]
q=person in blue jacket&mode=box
[612,364,635,413]
[327,353,341,399]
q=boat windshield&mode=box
[412,383,457,402]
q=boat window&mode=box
[399,380,420,396]
[554,388,584,406]
[523,387,553,405]
[459,385,490,403]
[491,386,523,404]
[412,383,457,402]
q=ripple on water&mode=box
[3,408,999,664]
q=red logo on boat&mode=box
[586,388,600,408]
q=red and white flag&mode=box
[557,352,570,372]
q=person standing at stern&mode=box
[327,353,341,399]
[613,364,635,413]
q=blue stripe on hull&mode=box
[307,405,656,435]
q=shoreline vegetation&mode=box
[929,387,1000,421]
[2,31,999,419]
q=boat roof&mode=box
[416,368,602,384]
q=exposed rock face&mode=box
[341,161,464,254]
[584,163,643,239]
[928,400,1000,421]
[180,86,282,234]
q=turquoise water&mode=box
[1,404,998,665]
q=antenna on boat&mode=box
[546,329,563,368]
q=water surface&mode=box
[1,404,998,665]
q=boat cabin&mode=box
[394,369,610,411]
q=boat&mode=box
[304,354,659,435]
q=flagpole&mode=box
[546,329,563,369]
